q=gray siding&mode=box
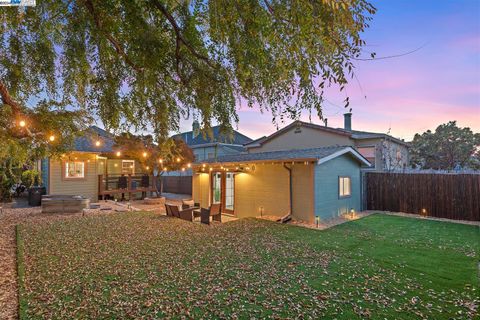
[193,145,244,161]
[314,154,361,220]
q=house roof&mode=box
[194,145,370,166]
[73,126,115,153]
[350,130,410,147]
[244,121,351,148]
[244,120,409,148]
[172,125,253,147]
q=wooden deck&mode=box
[98,174,158,200]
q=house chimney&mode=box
[344,113,352,131]
[192,120,200,138]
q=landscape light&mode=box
[116,151,121,157]
[19,120,26,127]
[49,135,55,142]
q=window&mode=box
[121,160,135,175]
[207,152,214,159]
[65,161,85,179]
[339,176,351,198]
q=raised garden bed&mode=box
[41,195,90,213]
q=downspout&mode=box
[283,162,293,217]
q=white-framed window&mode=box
[65,161,85,179]
[121,160,135,175]
[339,176,351,198]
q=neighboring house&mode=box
[245,113,410,171]
[166,120,253,178]
[172,120,253,161]
[39,126,146,201]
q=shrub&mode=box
[21,170,40,188]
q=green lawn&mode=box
[17,213,479,319]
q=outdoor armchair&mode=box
[168,204,194,222]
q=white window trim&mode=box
[64,161,86,179]
[339,176,351,198]
[121,160,135,175]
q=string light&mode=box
[209,167,213,171]
[49,135,55,142]
[181,168,185,171]
[202,164,206,168]
[187,163,191,168]
[158,159,163,164]
[19,120,26,127]
[142,152,148,158]
[146,166,150,170]
[163,167,168,171]
[95,140,101,147]
[176,157,181,163]
[116,151,121,157]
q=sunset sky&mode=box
[178,0,480,141]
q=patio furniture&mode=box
[200,203,222,225]
[200,207,210,225]
[166,204,194,222]
[210,203,222,222]
[165,203,174,216]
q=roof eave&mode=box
[193,157,318,166]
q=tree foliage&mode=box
[410,121,480,170]
[1,0,376,139]
[113,133,194,174]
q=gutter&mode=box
[283,163,293,218]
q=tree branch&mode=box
[0,79,21,114]
[83,0,145,72]
[150,0,214,68]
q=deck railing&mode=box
[98,174,158,200]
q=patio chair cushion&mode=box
[182,199,194,207]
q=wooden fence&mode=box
[365,172,480,221]
[159,176,192,195]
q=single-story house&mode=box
[38,126,149,201]
[192,145,370,223]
